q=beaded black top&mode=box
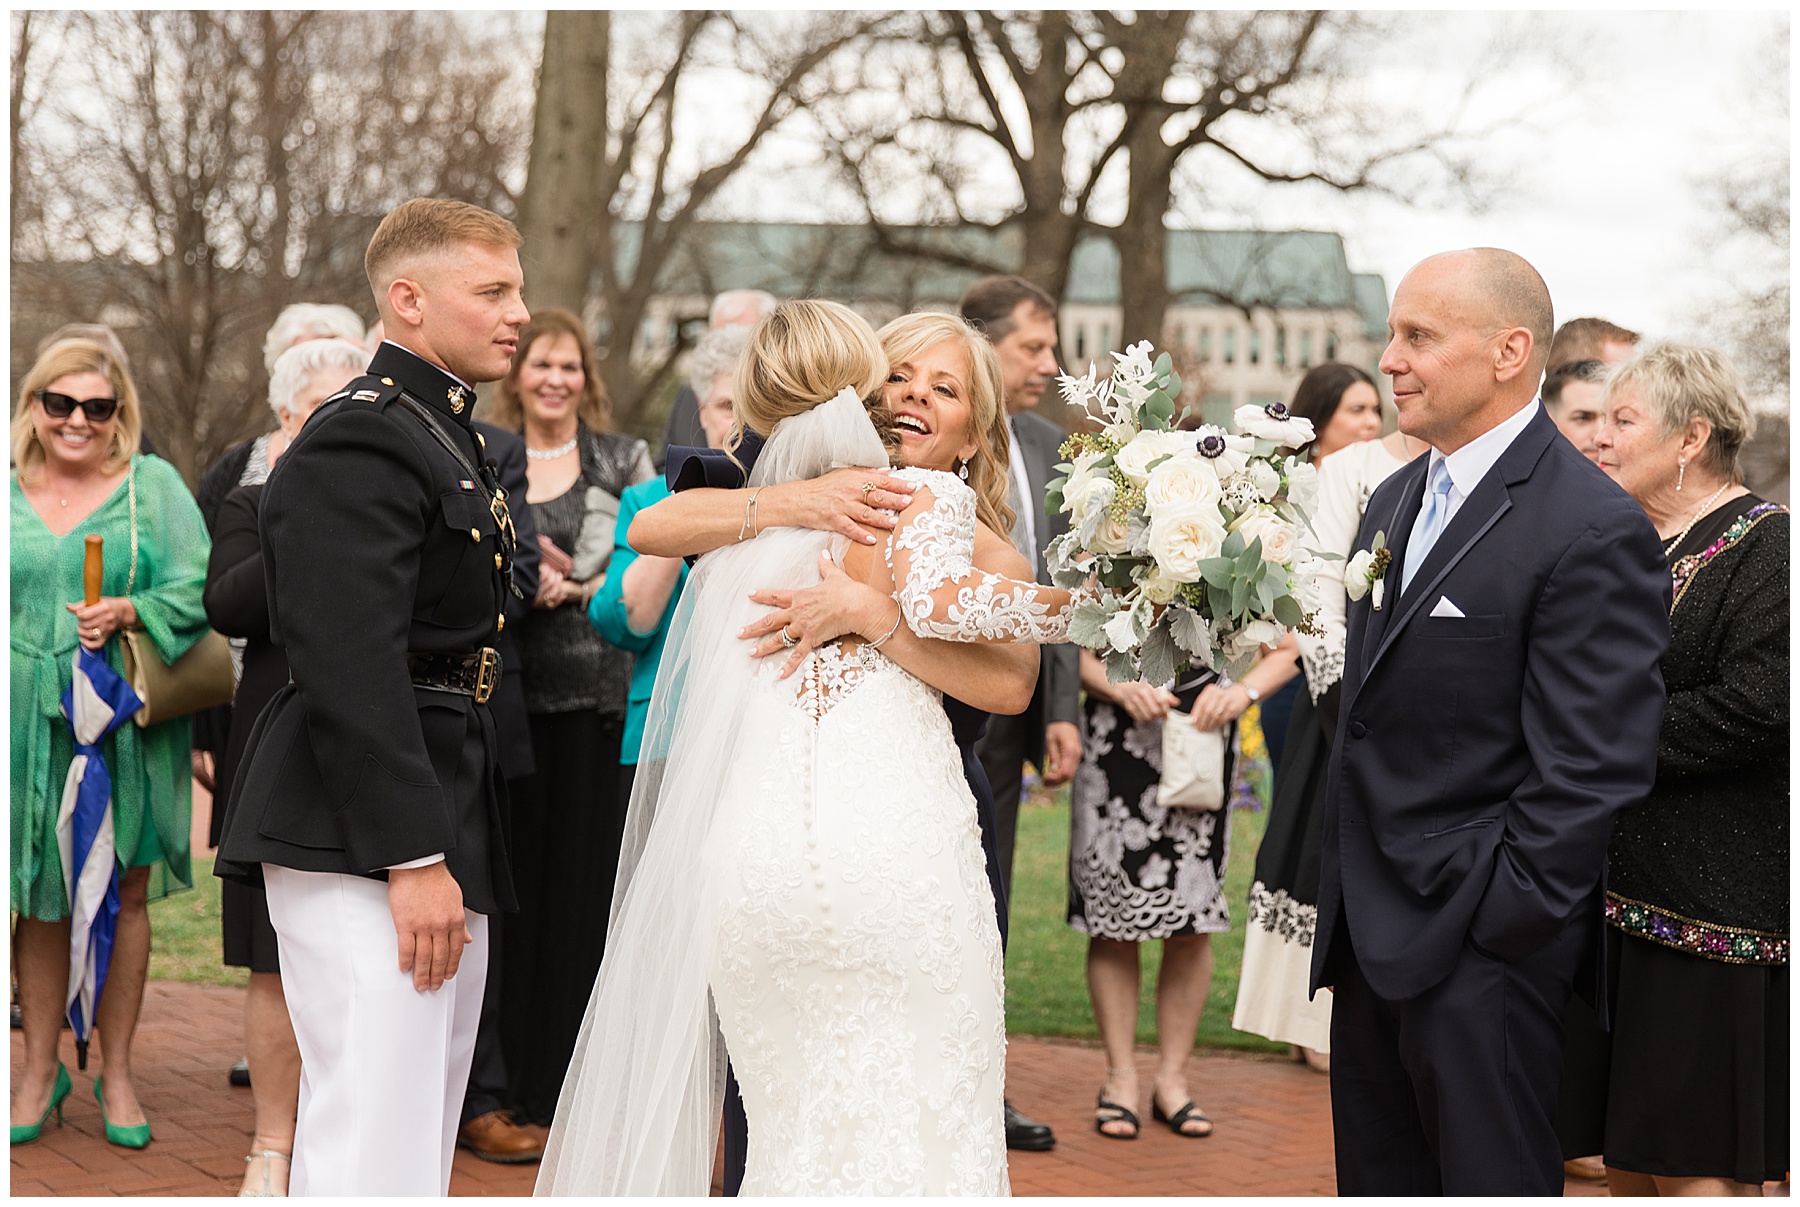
[1605,494,1789,963]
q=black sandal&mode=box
[1094,1093,1140,1140]
[1153,1098,1213,1138]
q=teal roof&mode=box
[602,222,1383,317]
[1351,273,1390,340]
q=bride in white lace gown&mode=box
[538,303,1079,1196]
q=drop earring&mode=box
[1677,457,1686,492]
[958,459,969,481]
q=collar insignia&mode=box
[448,385,467,414]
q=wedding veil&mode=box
[536,388,890,1195]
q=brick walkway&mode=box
[8,980,1630,1196]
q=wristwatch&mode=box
[1240,683,1262,704]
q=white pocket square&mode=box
[1430,596,1466,618]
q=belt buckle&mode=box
[474,647,499,705]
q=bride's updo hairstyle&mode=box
[877,312,1016,539]
[727,299,894,467]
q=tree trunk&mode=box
[517,10,609,314]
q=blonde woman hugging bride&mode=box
[537,301,1085,1195]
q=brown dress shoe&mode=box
[456,1110,544,1164]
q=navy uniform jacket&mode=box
[1311,408,1670,1002]
[216,343,520,916]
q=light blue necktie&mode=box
[1401,457,1455,594]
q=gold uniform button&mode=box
[380,377,395,386]
[494,552,503,569]
[470,528,482,541]
[496,614,506,633]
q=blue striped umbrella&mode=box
[56,645,142,1070]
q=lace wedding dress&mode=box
[537,393,1073,1197]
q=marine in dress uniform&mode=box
[216,338,524,1195]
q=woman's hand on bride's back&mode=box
[767,467,916,546]
[743,551,896,677]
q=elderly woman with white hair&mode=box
[199,336,367,1196]
[1557,343,1789,1196]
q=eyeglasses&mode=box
[34,391,120,423]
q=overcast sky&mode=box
[700,9,1788,343]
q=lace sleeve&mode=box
[885,468,1076,644]
[1296,445,1381,701]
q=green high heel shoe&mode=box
[93,1076,152,1148]
[10,1062,72,1145]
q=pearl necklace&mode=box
[1662,482,1732,557]
[526,435,578,461]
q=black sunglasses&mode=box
[34,390,120,423]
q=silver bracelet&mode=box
[737,488,762,543]
[865,601,903,650]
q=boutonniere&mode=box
[1344,531,1394,611]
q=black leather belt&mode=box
[409,648,501,705]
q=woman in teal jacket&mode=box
[588,325,746,783]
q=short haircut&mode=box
[488,307,611,432]
[37,323,131,371]
[1465,248,1553,374]
[364,198,522,300]
[959,275,1058,343]
[262,303,368,374]
[13,337,143,480]
[1601,342,1753,482]
[267,338,369,420]
[687,325,754,399]
[1286,362,1377,460]
[1545,317,1639,376]
[1541,358,1609,411]
[708,290,779,327]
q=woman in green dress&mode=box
[10,337,210,1147]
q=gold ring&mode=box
[860,482,874,502]
[780,624,799,648]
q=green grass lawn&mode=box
[146,856,246,988]
[1005,786,1282,1054]
[151,800,1282,1055]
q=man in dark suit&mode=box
[216,198,529,1194]
[960,275,1079,1154]
[455,421,545,1164]
[1310,248,1671,1194]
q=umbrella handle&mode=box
[83,535,103,607]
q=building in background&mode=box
[605,222,1389,429]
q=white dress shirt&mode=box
[1420,400,1541,532]
[1006,417,1038,575]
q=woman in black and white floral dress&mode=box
[1070,656,1232,1141]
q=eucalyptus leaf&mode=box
[1230,573,1249,616]
[1153,352,1173,375]
[1222,530,1246,559]
[1197,556,1237,589]
[1166,370,1182,396]
[1208,580,1232,620]
[1044,482,1065,514]
[1272,593,1304,627]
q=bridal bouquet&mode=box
[1044,342,1326,684]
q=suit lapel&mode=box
[1360,412,1560,681]
[1357,456,1429,681]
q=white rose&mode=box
[1144,455,1222,518]
[1248,459,1282,502]
[1091,513,1131,555]
[1343,549,1376,602]
[1284,458,1320,516]
[1234,506,1298,564]
[1112,429,1192,486]
[1139,564,1184,605]
[1190,426,1253,479]
[1234,402,1317,448]
[1224,618,1284,660]
[1147,507,1228,582]
[1062,451,1112,520]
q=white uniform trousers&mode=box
[263,865,488,1196]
